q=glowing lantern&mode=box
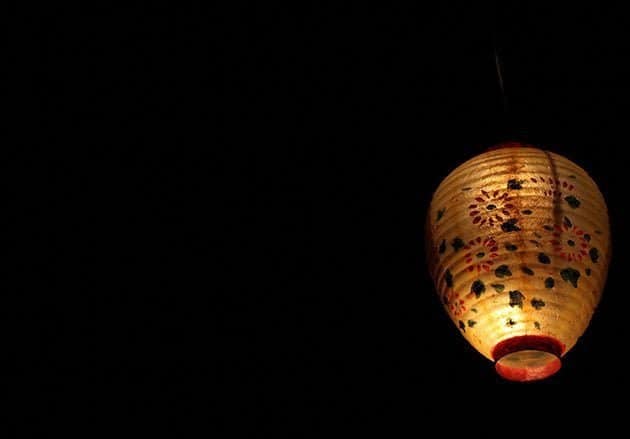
[426,142,610,381]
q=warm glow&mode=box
[426,143,610,382]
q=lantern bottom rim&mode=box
[495,350,562,382]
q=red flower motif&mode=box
[444,290,467,317]
[549,223,589,262]
[468,189,516,227]
[462,236,499,272]
[531,176,575,197]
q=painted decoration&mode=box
[426,142,610,381]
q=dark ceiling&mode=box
[221,1,630,416]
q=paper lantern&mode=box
[426,142,610,381]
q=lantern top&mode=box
[486,140,537,151]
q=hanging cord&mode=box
[494,45,508,114]
[492,24,521,142]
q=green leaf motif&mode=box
[491,284,505,293]
[507,179,523,190]
[521,266,534,276]
[501,219,521,232]
[471,280,486,298]
[589,247,600,263]
[459,320,466,332]
[560,267,581,288]
[452,237,465,251]
[563,216,573,228]
[505,243,517,251]
[437,208,445,221]
[495,265,512,278]
[509,290,525,308]
[445,269,453,288]
[467,320,477,328]
[565,195,581,209]
[531,298,546,310]
[545,277,555,289]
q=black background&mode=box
[219,2,630,427]
[9,1,630,430]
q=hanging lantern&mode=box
[426,142,610,381]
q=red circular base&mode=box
[492,336,565,382]
[495,350,562,382]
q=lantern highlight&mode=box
[426,143,610,381]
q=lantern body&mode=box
[426,144,610,381]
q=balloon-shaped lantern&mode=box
[426,143,610,381]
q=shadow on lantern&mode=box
[426,142,610,382]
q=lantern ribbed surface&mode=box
[426,143,610,381]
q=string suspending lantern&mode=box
[426,143,610,381]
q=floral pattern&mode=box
[531,175,575,197]
[468,190,516,227]
[547,219,589,262]
[433,171,604,331]
[462,237,499,272]
[444,290,467,317]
